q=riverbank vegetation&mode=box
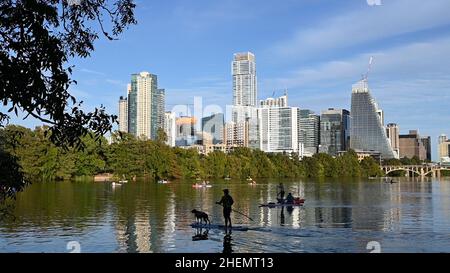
[0,125,388,182]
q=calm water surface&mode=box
[1,178,449,253]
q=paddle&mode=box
[216,203,254,222]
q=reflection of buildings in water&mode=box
[135,211,152,253]
[433,180,450,229]
[115,219,128,253]
[382,182,402,232]
[162,191,177,251]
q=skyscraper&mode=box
[386,123,400,158]
[320,108,350,156]
[350,79,397,159]
[232,52,257,107]
[438,134,450,162]
[118,96,128,133]
[127,72,165,140]
[258,106,299,153]
[202,113,224,144]
[299,110,320,156]
[164,112,176,147]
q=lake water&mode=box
[1,178,449,253]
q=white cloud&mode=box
[272,0,450,60]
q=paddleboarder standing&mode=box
[277,183,285,203]
[216,189,234,231]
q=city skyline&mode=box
[4,0,450,160]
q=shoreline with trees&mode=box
[2,125,443,183]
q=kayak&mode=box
[190,223,249,231]
[259,203,304,208]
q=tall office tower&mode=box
[420,136,432,162]
[386,123,400,158]
[438,134,450,162]
[350,79,397,159]
[319,108,351,156]
[202,113,224,144]
[224,121,249,147]
[258,106,299,153]
[175,116,196,147]
[164,112,176,147]
[118,96,128,133]
[153,88,165,140]
[298,110,320,156]
[127,72,165,140]
[260,93,288,108]
[399,130,428,160]
[232,52,257,107]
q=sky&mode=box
[6,0,450,160]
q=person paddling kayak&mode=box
[216,189,234,231]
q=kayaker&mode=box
[285,193,294,204]
[277,183,285,203]
[216,189,234,231]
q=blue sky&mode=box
[7,0,450,160]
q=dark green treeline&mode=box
[0,125,385,181]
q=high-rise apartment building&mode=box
[258,105,299,154]
[350,79,397,159]
[319,108,350,156]
[224,121,249,147]
[438,134,450,163]
[118,96,128,133]
[125,72,165,140]
[260,93,288,108]
[299,110,320,156]
[232,52,257,107]
[164,112,176,147]
[386,123,400,158]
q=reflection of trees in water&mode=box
[3,181,109,232]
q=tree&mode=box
[0,0,136,205]
[0,0,136,148]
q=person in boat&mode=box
[277,183,285,203]
[285,193,295,205]
[216,189,234,231]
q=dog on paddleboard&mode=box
[191,209,211,225]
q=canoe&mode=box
[191,223,249,231]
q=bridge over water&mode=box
[382,165,450,178]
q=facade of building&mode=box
[386,123,400,158]
[421,136,432,162]
[224,121,249,147]
[127,72,165,140]
[398,130,427,160]
[164,112,176,147]
[175,116,196,147]
[350,79,398,159]
[258,106,299,154]
[153,88,165,140]
[232,52,257,107]
[118,96,128,133]
[260,93,288,108]
[438,134,450,163]
[202,113,224,144]
[319,108,350,156]
[299,110,320,156]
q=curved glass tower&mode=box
[350,79,397,159]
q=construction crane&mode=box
[364,56,374,81]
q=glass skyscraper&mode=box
[320,108,350,156]
[232,52,257,107]
[350,79,397,159]
[125,72,165,140]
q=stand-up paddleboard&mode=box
[190,223,249,231]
